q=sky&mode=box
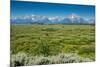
[11,1,95,19]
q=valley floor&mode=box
[10,24,95,67]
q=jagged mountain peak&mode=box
[67,13,80,19]
[11,14,95,24]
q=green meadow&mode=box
[11,24,95,66]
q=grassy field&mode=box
[10,24,95,66]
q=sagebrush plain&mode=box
[11,24,95,66]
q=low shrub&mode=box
[11,52,93,67]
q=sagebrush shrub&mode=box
[11,52,93,67]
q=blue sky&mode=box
[11,1,95,19]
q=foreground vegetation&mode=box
[11,24,95,66]
[11,52,93,67]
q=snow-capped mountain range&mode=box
[11,14,95,24]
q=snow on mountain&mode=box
[60,17,71,24]
[67,13,80,23]
[49,16,62,24]
[11,15,51,24]
[88,18,95,24]
[66,13,87,23]
[36,16,51,24]
[11,14,95,24]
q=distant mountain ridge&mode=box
[11,14,95,25]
